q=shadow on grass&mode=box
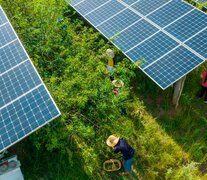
[10,139,89,180]
[132,70,207,173]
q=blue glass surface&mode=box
[132,0,170,16]
[113,20,158,52]
[0,143,3,151]
[69,0,84,6]
[185,29,207,58]
[121,0,140,5]
[148,0,193,28]
[0,85,59,150]
[75,0,110,16]
[144,46,204,89]
[0,40,28,74]
[85,1,125,26]
[126,32,179,68]
[0,61,41,107]
[97,9,141,38]
[0,23,16,47]
[165,9,207,42]
[0,127,6,136]
[0,8,7,25]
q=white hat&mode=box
[106,135,120,147]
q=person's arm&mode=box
[113,146,120,153]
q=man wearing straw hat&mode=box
[106,135,134,176]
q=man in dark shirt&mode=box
[106,135,134,175]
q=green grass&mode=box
[14,140,89,180]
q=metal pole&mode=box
[172,76,186,109]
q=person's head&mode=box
[106,135,120,147]
[112,80,124,88]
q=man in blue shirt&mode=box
[106,135,134,175]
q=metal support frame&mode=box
[172,76,186,108]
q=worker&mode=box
[112,80,124,95]
[106,49,114,71]
[198,69,207,103]
[106,49,115,81]
[106,135,134,176]
[112,80,127,115]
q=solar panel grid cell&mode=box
[121,0,140,5]
[131,0,171,15]
[0,9,7,25]
[85,1,125,26]
[74,0,110,15]
[97,9,141,38]
[0,85,59,150]
[0,23,16,47]
[165,10,207,42]
[147,0,193,28]
[144,46,204,88]
[0,40,28,74]
[67,0,84,6]
[112,19,159,52]
[185,29,207,58]
[126,31,179,68]
[0,61,42,107]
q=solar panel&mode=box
[165,10,207,42]
[131,0,171,16]
[68,0,207,89]
[0,7,61,152]
[144,46,204,88]
[126,31,179,68]
[147,0,193,28]
[185,29,207,58]
[97,9,141,38]
[112,20,159,52]
[72,0,110,16]
[121,0,140,5]
[85,1,125,26]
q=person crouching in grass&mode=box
[106,135,134,176]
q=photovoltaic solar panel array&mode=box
[0,7,61,152]
[68,0,207,89]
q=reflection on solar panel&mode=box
[0,7,61,152]
[68,0,207,89]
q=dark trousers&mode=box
[199,86,207,101]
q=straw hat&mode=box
[106,135,120,147]
[112,80,124,88]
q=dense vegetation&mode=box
[1,0,207,179]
